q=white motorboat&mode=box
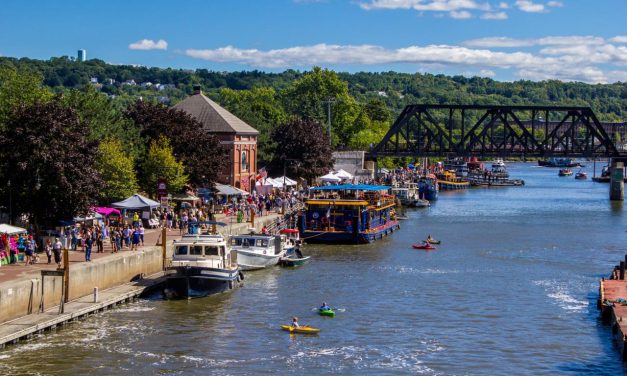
[491,158,506,169]
[230,233,289,270]
[164,221,242,299]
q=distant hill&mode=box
[0,56,624,121]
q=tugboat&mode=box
[164,221,242,299]
[299,184,400,244]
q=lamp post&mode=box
[7,179,12,225]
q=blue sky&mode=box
[1,0,626,83]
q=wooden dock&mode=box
[598,256,627,358]
[0,272,165,348]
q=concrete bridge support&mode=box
[610,159,626,201]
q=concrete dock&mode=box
[0,272,165,348]
[598,256,627,358]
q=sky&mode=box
[1,0,626,83]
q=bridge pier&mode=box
[610,158,626,201]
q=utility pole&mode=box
[322,97,335,143]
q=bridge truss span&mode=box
[368,104,620,159]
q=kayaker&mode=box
[292,317,300,328]
[320,302,330,311]
[427,234,434,243]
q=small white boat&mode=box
[491,158,505,169]
[230,233,289,270]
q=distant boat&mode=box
[491,158,506,169]
[575,171,588,180]
[539,158,581,168]
[558,168,573,176]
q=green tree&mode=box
[141,136,188,197]
[96,138,138,202]
[281,67,360,147]
[0,66,53,127]
[0,100,101,227]
[271,118,334,183]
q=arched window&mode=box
[241,150,248,172]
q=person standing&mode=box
[44,239,53,264]
[52,237,63,268]
[138,224,145,246]
[96,228,104,253]
[131,228,141,251]
[85,234,93,262]
[122,226,131,249]
[24,239,34,265]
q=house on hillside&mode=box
[173,86,259,191]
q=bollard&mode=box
[620,262,625,280]
[93,287,99,303]
[610,161,625,201]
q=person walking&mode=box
[52,237,63,268]
[24,239,34,265]
[96,228,104,253]
[139,224,145,246]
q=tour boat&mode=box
[164,221,242,299]
[436,170,470,190]
[299,184,400,244]
[230,233,289,270]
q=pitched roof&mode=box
[173,91,259,135]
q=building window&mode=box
[241,150,248,172]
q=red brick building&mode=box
[173,87,259,191]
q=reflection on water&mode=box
[2,163,627,375]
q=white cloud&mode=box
[480,11,508,20]
[450,10,472,18]
[547,1,563,7]
[462,69,496,77]
[184,34,627,84]
[610,36,627,44]
[128,39,168,51]
[359,0,490,12]
[515,0,544,12]
[498,1,509,8]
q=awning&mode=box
[215,184,250,196]
[320,173,341,182]
[310,184,391,191]
[111,194,160,209]
[94,207,121,216]
[274,176,297,186]
[0,224,27,235]
[171,193,200,201]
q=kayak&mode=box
[412,243,436,250]
[281,325,320,334]
[426,239,441,244]
[319,309,335,317]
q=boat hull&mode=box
[164,266,241,299]
[235,250,283,270]
[302,221,400,244]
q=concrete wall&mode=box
[0,246,163,325]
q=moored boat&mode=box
[230,233,289,270]
[299,184,400,244]
[279,248,310,267]
[491,158,506,169]
[164,221,242,299]
[436,170,469,190]
[418,174,438,201]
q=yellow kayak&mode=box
[281,325,320,334]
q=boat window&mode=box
[268,239,274,247]
[231,238,242,246]
[190,245,203,255]
[205,246,219,256]
[255,239,269,247]
[175,246,188,255]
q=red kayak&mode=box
[412,243,436,250]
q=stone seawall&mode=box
[0,246,163,325]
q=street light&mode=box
[7,179,11,225]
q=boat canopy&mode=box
[310,184,391,191]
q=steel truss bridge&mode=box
[367,105,623,159]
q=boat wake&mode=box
[533,279,588,312]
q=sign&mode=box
[157,178,168,198]
[41,270,65,277]
[160,197,169,208]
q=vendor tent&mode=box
[320,172,341,182]
[0,224,27,235]
[334,169,353,180]
[274,176,297,186]
[111,194,160,210]
[215,183,250,197]
[171,193,200,201]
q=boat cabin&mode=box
[172,234,232,269]
[230,234,284,255]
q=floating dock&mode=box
[598,255,627,358]
[0,272,165,348]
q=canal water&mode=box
[2,163,627,375]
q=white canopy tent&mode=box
[334,169,353,180]
[320,173,341,182]
[274,176,297,187]
[0,224,27,235]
